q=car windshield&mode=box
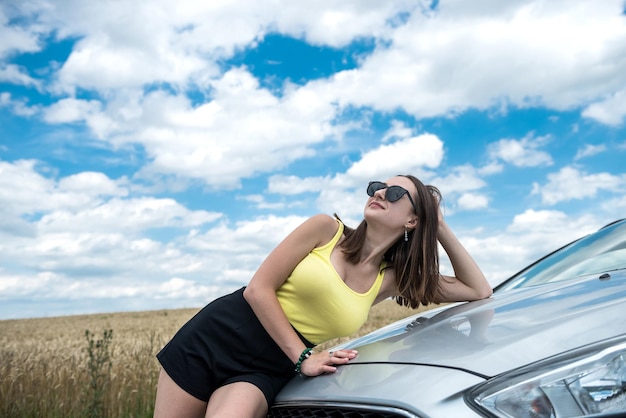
[496,219,626,291]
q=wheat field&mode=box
[0,300,431,417]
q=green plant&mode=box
[84,329,113,418]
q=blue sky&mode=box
[1,0,625,319]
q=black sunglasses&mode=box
[367,181,418,214]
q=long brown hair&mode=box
[337,175,442,308]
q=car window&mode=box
[496,219,626,291]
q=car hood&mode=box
[334,269,626,377]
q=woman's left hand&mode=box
[300,349,358,376]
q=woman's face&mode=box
[364,176,418,227]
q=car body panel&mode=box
[277,364,485,417]
[275,271,626,414]
[334,270,626,377]
[273,219,626,417]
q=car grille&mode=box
[268,404,419,418]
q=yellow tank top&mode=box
[276,219,386,345]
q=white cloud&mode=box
[478,162,504,176]
[319,0,626,118]
[4,0,626,126]
[574,143,607,161]
[0,160,128,215]
[0,160,223,291]
[267,175,329,195]
[4,230,183,279]
[457,192,489,210]
[0,64,41,87]
[432,165,487,195]
[582,89,626,126]
[5,0,623,193]
[533,166,626,205]
[155,277,217,300]
[0,92,39,116]
[6,205,295,294]
[37,197,221,233]
[346,133,444,181]
[273,1,418,47]
[241,194,291,211]
[599,195,626,221]
[91,68,340,189]
[56,32,215,93]
[14,0,416,93]
[465,209,602,285]
[0,271,223,314]
[264,134,446,219]
[2,0,626,319]
[488,132,553,167]
[43,98,103,124]
[0,6,42,58]
[0,159,60,214]
[0,271,59,296]
[381,120,416,143]
[57,171,127,195]
[187,215,306,254]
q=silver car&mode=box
[269,219,626,418]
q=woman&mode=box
[154,175,492,418]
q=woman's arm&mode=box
[243,214,355,375]
[436,218,493,303]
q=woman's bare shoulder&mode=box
[308,213,338,225]
[296,214,341,247]
[314,213,341,237]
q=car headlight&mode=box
[467,336,626,418]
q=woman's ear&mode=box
[406,216,419,230]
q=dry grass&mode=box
[0,300,432,417]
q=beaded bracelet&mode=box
[294,347,313,373]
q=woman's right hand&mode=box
[299,349,358,376]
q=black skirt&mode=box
[156,287,314,406]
